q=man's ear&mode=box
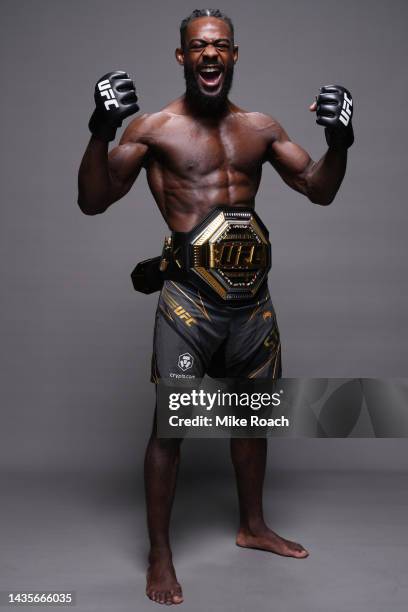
[233,45,239,64]
[175,48,184,65]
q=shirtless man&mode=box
[77,8,353,605]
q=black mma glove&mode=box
[315,85,354,149]
[88,71,139,142]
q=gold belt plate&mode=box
[190,209,271,300]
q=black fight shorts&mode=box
[151,280,281,382]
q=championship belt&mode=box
[131,207,271,302]
[173,207,271,302]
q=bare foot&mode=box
[146,552,183,605]
[236,525,309,559]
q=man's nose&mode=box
[202,44,218,60]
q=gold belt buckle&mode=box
[190,208,271,301]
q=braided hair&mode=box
[180,9,234,48]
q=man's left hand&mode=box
[310,85,354,149]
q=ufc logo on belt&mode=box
[97,79,119,110]
[339,93,353,126]
[213,243,265,268]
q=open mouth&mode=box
[197,65,223,89]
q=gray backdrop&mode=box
[1,0,407,473]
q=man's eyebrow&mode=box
[188,38,232,44]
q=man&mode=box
[77,8,353,605]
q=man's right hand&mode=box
[88,71,139,142]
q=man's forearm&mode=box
[305,146,348,206]
[77,137,114,215]
[77,71,140,215]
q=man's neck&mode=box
[182,93,232,120]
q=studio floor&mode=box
[1,470,407,612]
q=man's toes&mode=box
[146,589,155,601]
[172,589,183,604]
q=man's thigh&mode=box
[223,286,282,379]
[151,281,227,382]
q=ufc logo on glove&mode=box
[97,79,119,110]
[339,93,353,126]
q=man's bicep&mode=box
[107,139,148,200]
[268,129,313,195]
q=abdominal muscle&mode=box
[146,162,261,232]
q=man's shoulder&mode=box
[239,110,283,133]
[121,109,177,143]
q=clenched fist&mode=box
[310,85,354,149]
[88,71,139,142]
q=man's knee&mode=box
[150,432,184,451]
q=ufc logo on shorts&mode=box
[339,93,352,126]
[174,306,196,327]
[97,79,119,110]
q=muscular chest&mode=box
[148,117,268,177]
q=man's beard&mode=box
[184,62,234,117]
